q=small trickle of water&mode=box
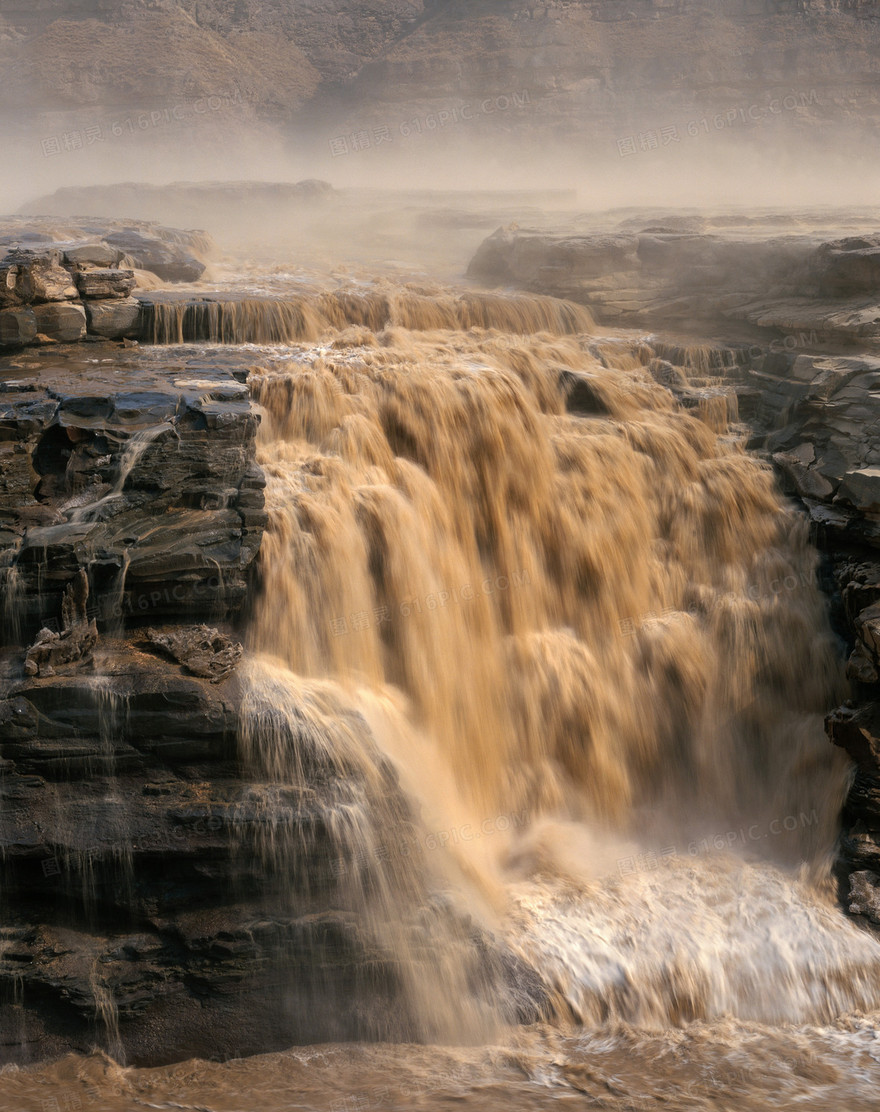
[68,424,170,525]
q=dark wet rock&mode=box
[838,468,880,515]
[849,870,880,923]
[855,604,880,672]
[146,625,243,683]
[0,633,427,1065]
[827,703,880,772]
[647,359,688,389]
[559,370,610,416]
[0,346,264,633]
[0,341,277,1065]
[84,297,142,339]
[102,232,206,283]
[74,268,136,300]
[848,643,879,685]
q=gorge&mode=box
[0,188,880,1109]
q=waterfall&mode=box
[236,322,880,1035]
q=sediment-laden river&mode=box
[3,275,880,1110]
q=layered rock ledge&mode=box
[468,223,880,345]
[0,218,213,351]
[0,344,275,1064]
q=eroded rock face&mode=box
[0,346,265,632]
[62,242,125,268]
[0,642,427,1064]
[689,345,880,922]
[0,342,276,1065]
[24,569,98,677]
[74,268,136,300]
[2,253,79,305]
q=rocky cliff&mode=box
[2,0,879,151]
[0,334,280,1065]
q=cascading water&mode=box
[5,291,880,1112]
[138,288,595,345]
[236,321,880,1042]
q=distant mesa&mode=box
[19,180,337,227]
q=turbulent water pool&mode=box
[3,282,880,1109]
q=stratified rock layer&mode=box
[0,344,284,1066]
[0,220,216,350]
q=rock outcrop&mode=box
[24,569,98,678]
[0,220,214,351]
[145,625,243,684]
[0,345,264,632]
[468,223,880,345]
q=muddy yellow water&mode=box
[4,306,880,1109]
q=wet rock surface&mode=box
[0,646,372,1065]
[741,345,880,903]
[0,342,281,1064]
[0,344,264,631]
